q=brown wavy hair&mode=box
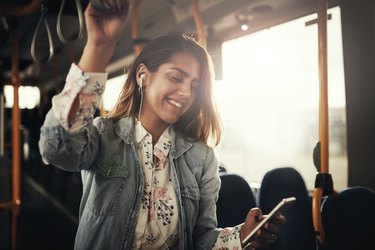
[107,33,222,146]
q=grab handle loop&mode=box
[57,0,84,45]
[31,1,54,64]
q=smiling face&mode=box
[109,33,221,146]
[139,51,201,132]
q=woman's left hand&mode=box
[240,208,286,249]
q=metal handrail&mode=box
[0,94,4,156]
[0,3,33,250]
[312,0,333,244]
[0,0,41,16]
[191,0,206,48]
[0,26,23,250]
[11,26,21,250]
[131,0,142,56]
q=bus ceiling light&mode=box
[241,23,249,31]
[235,4,273,32]
[235,10,252,32]
[236,11,251,28]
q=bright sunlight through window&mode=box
[102,74,127,111]
[214,7,347,191]
[4,85,41,109]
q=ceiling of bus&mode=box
[0,0,337,92]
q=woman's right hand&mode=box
[79,0,130,72]
[240,208,286,249]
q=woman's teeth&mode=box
[167,98,183,108]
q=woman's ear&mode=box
[136,63,148,87]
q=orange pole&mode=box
[1,10,34,250]
[312,0,329,244]
[312,187,325,243]
[191,0,206,48]
[0,0,41,16]
[317,0,329,174]
[11,25,22,250]
[131,0,142,56]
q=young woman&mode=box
[39,1,285,249]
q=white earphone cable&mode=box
[138,76,144,125]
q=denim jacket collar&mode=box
[113,117,193,159]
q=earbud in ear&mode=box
[138,74,144,94]
[140,74,144,88]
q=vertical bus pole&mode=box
[130,0,142,56]
[312,0,331,244]
[0,94,4,156]
[11,24,22,250]
[191,0,206,48]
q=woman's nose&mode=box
[177,83,191,98]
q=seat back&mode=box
[319,186,375,250]
[216,173,256,228]
[259,167,316,250]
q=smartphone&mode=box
[241,196,296,247]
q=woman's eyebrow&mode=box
[170,67,198,80]
[170,67,189,77]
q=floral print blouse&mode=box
[53,63,243,249]
[131,121,179,248]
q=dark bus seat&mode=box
[259,167,316,250]
[319,186,375,250]
[216,173,256,228]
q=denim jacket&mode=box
[39,110,221,249]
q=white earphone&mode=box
[138,74,145,124]
[140,74,144,88]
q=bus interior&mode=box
[1,0,375,249]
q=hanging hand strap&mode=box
[57,0,84,45]
[31,0,54,64]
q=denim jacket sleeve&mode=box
[193,145,222,249]
[38,63,107,172]
[39,109,100,172]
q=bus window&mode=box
[214,6,347,191]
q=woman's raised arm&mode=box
[78,0,130,72]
